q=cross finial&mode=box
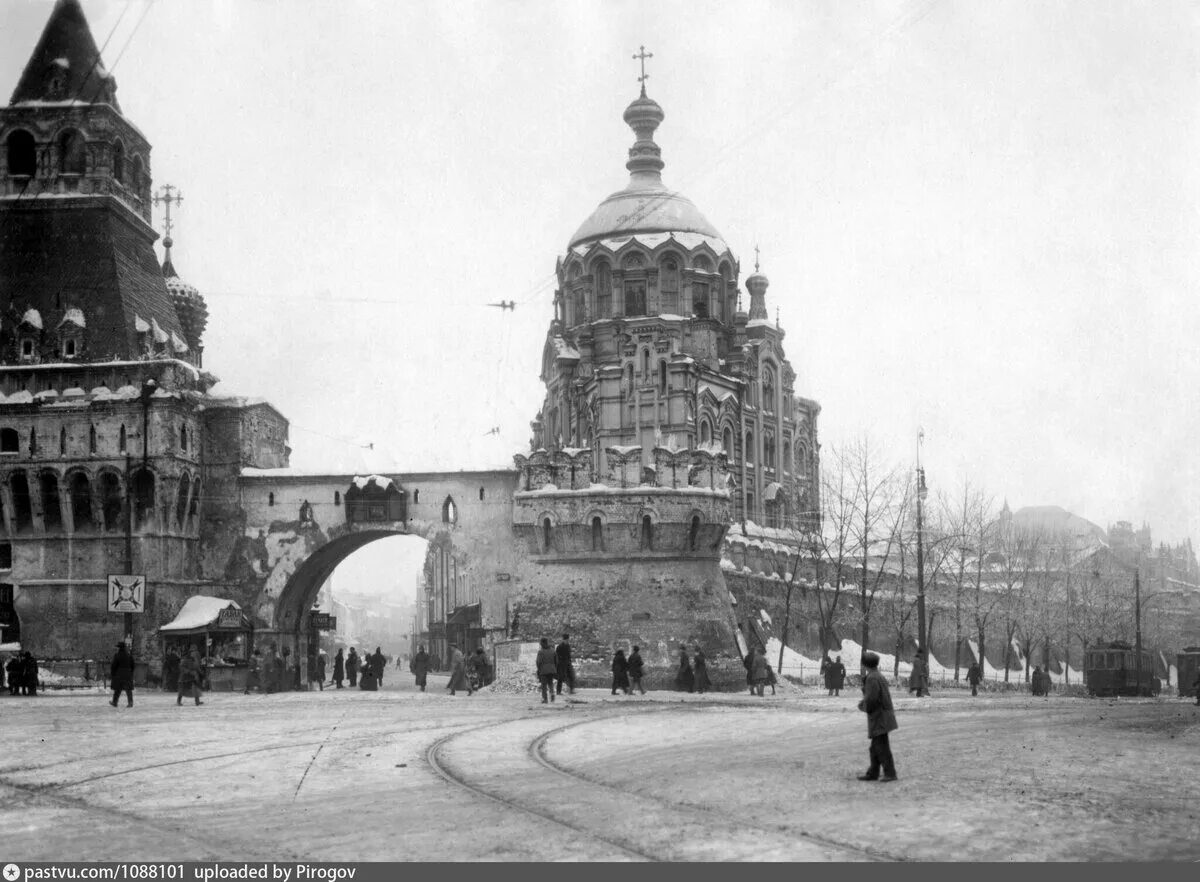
[754,244,760,272]
[633,45,653,96]
[153,184,184,238]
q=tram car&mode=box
[1083,641,1161,697]
[1177,647,1200,699]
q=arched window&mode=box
[624,363,634,390]
[442,496,457,524]
[11,472,32,532]
[762,365,776,411]
[0,429,18,454]
[640,515,653,551]
[175,474,190,528]
[689,515,701,551]
[718,261,734,323]
[595,261,611,317]
[29,429,36,457]
[591,516,603,551]
[100,473,123,531]
[478,487,485,501]
[745,492,755,523]
[723,426,733,457]
[765,435,776,469]
[58,129,85,175]
[89,425,97,454]
[700,421,712,445]
[268,492,275,507]
[641,348,650,377]
[39,472,62,530]
[132,468,155,529]
[573,288,586,325]
[131,156,144,194]
[334,490,341,506]
[59,427,66,456]
[745,430,755,464]
[70,473,92,530]
[112,140,125,182]
[659,360,667,393]
[796,443,808,476]
[6,130,36,177]
[693,255,712,272]
[625,280,646,317]
[660,257,680,314]
[180,424,188,451]
[541,517,553,552]
[188,477,200,525]
[692,281,709,318]
[782,440,791,474]
[118,424,126,453]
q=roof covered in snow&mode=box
[159,596,242,633]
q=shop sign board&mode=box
[107,575,145,613]
[217,608,243,629]
[310,613,336,631]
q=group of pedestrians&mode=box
[610,645,647,695]
[4,651,39,696]
[820,655,847,695]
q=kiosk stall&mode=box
[159,596,252,691]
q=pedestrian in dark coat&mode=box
[611,649,631,695]
[824,655,837,695]
[857,651,898,781]
[832,656,847,696]
[966,661,982,697]
[6,656,21,695]
[359,663,377,691]
[446,646,471,696]
[536,638,558,703]
[909,651,929,697]
[743,650,755,694]
[244,650,263,694]
[627,645,646,694]
[163,650,181,692]
[555,634,576,695]
[109,642,135,707]
[333,649,345,689]
[750,647,770,696]
[176,649,203,706]
[21,652,38,696]
[346,648,359,688]
[410,646,430,692]
[370,647,385,686]
[675,646,695,692]
[1031,665,1043,696]
[693,648,712,694]
[315,653,327,691]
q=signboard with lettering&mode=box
[217,607,243,629]
[107,575,145,614]
[310,613,336,631]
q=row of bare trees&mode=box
[772,434,1187,682]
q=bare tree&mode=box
[992,524,1043,683]
[938,481,990,681]
[968,497,1001,676]
[814,442,862,652]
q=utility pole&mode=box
[916,431,928,656]
[1134,566,1143,696]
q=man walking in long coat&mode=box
[967,661,982,696]
[857,651,898,781]
[410,645,430,692]
[109,642,135,707]
[831,655,847,696]
[333,648,345,689]
[909,650,929,697]
[555,634,576,695]
[177,649,204,706]
[346,647,360,688]
[370,647,386,687]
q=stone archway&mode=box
[266,528,409,669]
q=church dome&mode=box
[568,89,728,252]
[162,236,208,356]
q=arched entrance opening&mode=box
[271,530,428,688]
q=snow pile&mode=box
[481,668,542,695]
[764,637,824,678]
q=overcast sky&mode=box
[4,0,1198,550]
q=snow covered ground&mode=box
[1,677,1197,861]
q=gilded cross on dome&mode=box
[633,45,653,95]
[153,184,184,238]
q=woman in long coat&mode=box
[611,649,630,695]
[333,648,345,689]
[22,652,38,696]
[446,646,472,696]
[675,647,694,693]
[750,647,770,696]
[693,648,712,694]
[346,648,359,687]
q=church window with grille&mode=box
[542,517,553,553]
[692,281,709,318]
[119,424,127,453]
[624,280,646,317]
[591,516,603,551]
[58,129,85,176]
[640,515,653,550]
[595,261,611,317]
[443,496,457,524]
[660,257,680,314]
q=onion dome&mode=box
[569,90,727,251]
[161,236,208,355]
[745,251,769,321]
